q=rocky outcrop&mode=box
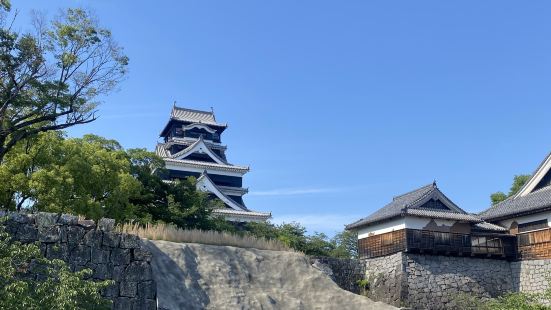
[309,256,366,294]
[2,212,156,310]
[146,240,396,310]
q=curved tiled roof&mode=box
[212,208,271,220]
[164,158,249,173]
[171,106,227,127]
[480,151,551,221]
[480,186,551,221]
[472,222,508,232]
[346,183,481,230]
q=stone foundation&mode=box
[359,252,551,310]
[2,212,157,310]
[511,259,551,293]
[363,252,405,306]
[403,254,513,309]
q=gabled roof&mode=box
[346,182,481,230]
[481,152,551,221]
[169,136,228,165]
[197,171,248,211]
[514,152,551,198]
[171,106,227,127]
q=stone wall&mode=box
[362,252,405,306]
[404,254,513,309]
[511,259,551,293]
[309,256,365,294]
[2,212,156,310]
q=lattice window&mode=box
[518,219,548,233]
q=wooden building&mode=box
[156,105,271,222]
[346,182,516,260]
[481,152,551,259]
[348,152,551,261]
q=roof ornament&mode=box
[211,106,216,121]
[433,180,437,187]
[173,101,177,107]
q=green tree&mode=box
[490,174,531,205]
[126,148,223,230]
[0,220,112,309]
[330,230,358,259]
[0,132,141,221]
[0,5,128,162]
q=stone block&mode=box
[91,248,110,264]
[111,248,131,266]
[9,213,31,224]
[83,229,103,248]
[101,281,119,298]
[103,232,121,248]
[67,226,86,245]
[78,219,96,229]
[113,297,133,310]
[123,261,152,281]
[120,234,141,249]
[133,298,157,310]
[35,212,59,227]
[58,214,78,225]
[15,224,38,242]
[38,226,60,243]
[92,263,113,280]
[98,218,115,232]
[137,281,156,299]
[71,245,91,266]
[46,243,69,260]
[120,281,137,298]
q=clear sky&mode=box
[13,1,551,236]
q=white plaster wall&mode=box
[357,216,459,239]
[499,211,551,231]
[357,218,406,239]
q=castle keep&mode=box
[156,105,270,222]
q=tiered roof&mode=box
[160,106,227,137]
[157,104,269,222]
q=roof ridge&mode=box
[513,151,551,198]
[173,105,214,115]
[393,183,435,201]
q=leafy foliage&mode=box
[0,219,112,309]
[452,279,551,310]
[0,133,222,230]
[244,221,357,258]
[490,174,531,205]
[0,6,128,162]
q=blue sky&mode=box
[14,1,551,236]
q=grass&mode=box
[117,222,293,252]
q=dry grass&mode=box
[118,222,292,252]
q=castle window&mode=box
[518,219,548,233]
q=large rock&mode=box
[146,240,396,310]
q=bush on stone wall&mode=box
[0,218,112,309]
[452,286,551,310]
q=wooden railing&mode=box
[358,229,516,259]
[358,230,406,259]
[517,227,551,260]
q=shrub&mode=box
[118,221,292,252]
[0,219,112,309]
